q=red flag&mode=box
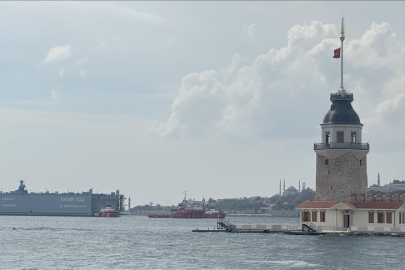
[333,48,341,58]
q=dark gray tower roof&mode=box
[322,92,361,125]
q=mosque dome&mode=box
[283,186,299,196]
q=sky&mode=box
[1,1,405,207]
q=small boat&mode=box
[203,209,226,219]
[95,202,119,217]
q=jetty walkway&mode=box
[192,218,405,236]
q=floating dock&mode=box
[192,219,405,236]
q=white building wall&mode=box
[300,209,339,229]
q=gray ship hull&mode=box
[0,181,124,217]
[0,194,92,216]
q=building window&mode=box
[302,210,310,222]
[312,210,317,222]
[325,159,329,165]
[368,211,374,223]
[337,131,344,143]
[351,132,357,143]
[360,160,362,166]
[325,132,330,144]
[386,211,392,224]
[328,170,330,175]
[400,212,405,224]
[377,211,385,223]
[320,210,326,222]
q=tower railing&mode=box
[314,142,369,150]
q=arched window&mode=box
[368,211,374,223]
[302,210,310,222]
[377,211,385,223]
[320,210,326,222]
[325,159,329,165]
[312,210,317,222]
[386,211,392,224]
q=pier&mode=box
[192,218,405,236]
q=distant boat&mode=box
[95,202,119,218]
[203,209,226,219]
[148,193,225,219]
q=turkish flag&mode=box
[333,48,341,58]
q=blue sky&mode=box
[1,2,405,206]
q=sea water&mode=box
[0,215,404,270]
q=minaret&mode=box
[314,18,369,202]
[299,180,301,192]
[279,179,281,195]
[283,179,285,193]
[378,172,380,186]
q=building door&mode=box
[344,215,350,228]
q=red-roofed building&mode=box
[297,200,405,232]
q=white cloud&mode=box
[51,88,62,101]
[244,23,256,38]
[79,69,87,77]
[74,58,88,77]
[99,2,166,25]
[43,45,72,63]
[157,21,405,146]
[75,58,88,67]
[59,68,65,77]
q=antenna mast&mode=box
[339,17,345,93]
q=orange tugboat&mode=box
[95,202,119,217]
[148,192,225,219]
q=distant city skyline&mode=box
[1,2,405,205]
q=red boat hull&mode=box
[148,209,206,219]
[148,210,226,219]
[95,210,119,217]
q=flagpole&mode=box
[340,17,345,92]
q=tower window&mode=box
[330,185,332,189]
[328,170,330,175]
[325,159,329,165]
[360,160,362,166]
[325,132,330,144]
[337,131,344,143]
[351,132,357,143]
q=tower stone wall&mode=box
[315,153,368,201]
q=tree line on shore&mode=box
[130,188,315,212]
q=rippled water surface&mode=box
[1,215,404,269]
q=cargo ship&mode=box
[148,193,225,219]
[0,181,124,217]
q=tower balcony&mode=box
[314,142,369,151]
